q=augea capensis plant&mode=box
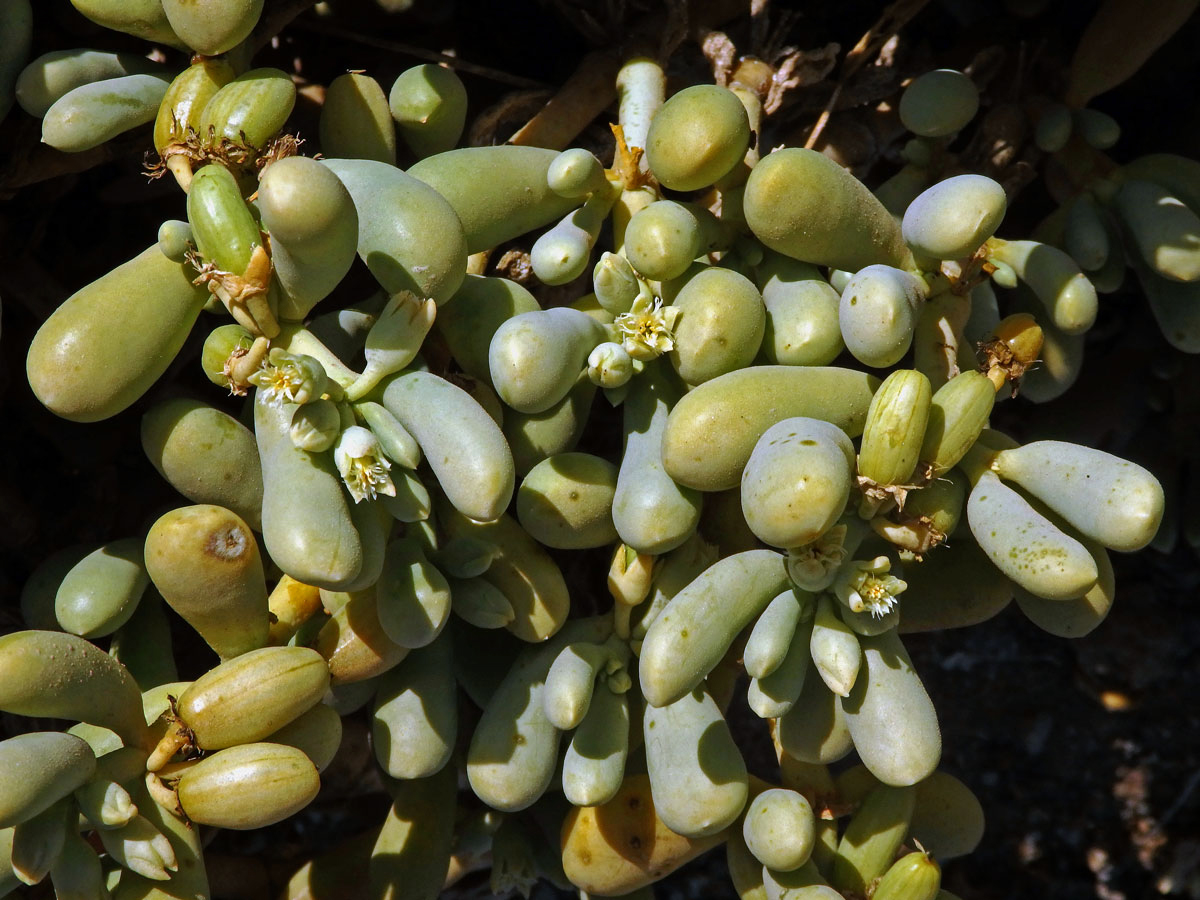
[0,0,1185,897]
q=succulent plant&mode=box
[0,1,1191,898]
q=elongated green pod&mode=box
[562,681,629,807]
[141,397,264,530]
[376,537,451,649]
[144,504,270,660]
[643,683,747,837]
[810,594,861,698]
[640,549,788,707]
[49,828,106,900]
[408,146,577,253]
[198,67,295,150]
[517,452,618,550]
[743,789,815,873]
[992,441,1163,552]
[320,72,396,164]
[17,48,161,118]
[490,307,608,414]
[612,361,702,554]
[778,666,854,764]
[54,537,146,639]
[918,370,994,478]
[858,369,932,486]
[467,617,610,811]
[662,366,878,492]
[381,370,514,522]
[899,69,978,137]
[966,470,1098,600]
[372,634,455,779]
[560,771,728,895]
[27,245,208,422]
[369,767,457,900]
[315,587,409,685]
[41,73,170,151]
[0,631,149,749]
[831,783,915,896]
[258,156,360,320]
[173,646,329,753]
[176,742,319,829]
[755,252,844,366]
[745,148,911,272]
[986,238,1097,334]
[839,265,925,369]
[1015,532,1114,638]
[669,266,765,384]
[909,771,985,860]
[902,175,1006,263]
[842,629,940,786]
[742,417,855,549]
[898,539,1013,633]
[747,618,812,718]
[389,64,467,159]
[436,275,540,387]
[439,505,569,642]
[188,163,262,277]
[256,395,366,590]
[872,851,941,900]
[744,589,805,680]
[0,733,95,829]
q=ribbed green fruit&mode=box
[198,66,295,149]
[858,369,932,486]
[176,743,319,829]
[27,245,208,422]
[831,783,916,896]
[175,646,329,751]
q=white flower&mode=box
[833,556,907,619]
[333,426,396,503]
[786,525,848,592]
[248,348,328,407]
[614,293,680,361]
